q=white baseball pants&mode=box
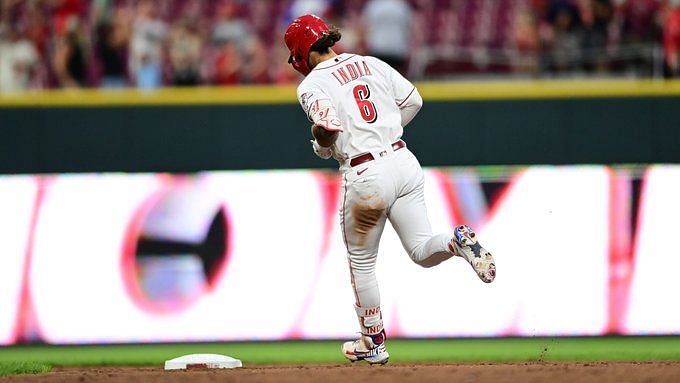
[340,147,454,318]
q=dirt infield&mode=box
[3,362,680,383]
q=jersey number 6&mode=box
[353,84,378,123]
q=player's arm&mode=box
[380,59,423,127]
[397,87,423,127]
[298,86,343,158]
[309,105,340,158]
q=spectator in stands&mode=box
[51,0,83,28]
[213,40,241,85]
[1,0,677,87]
[331,0,364,53]
[24,0,50,57]
[169,20,203,86]
[544,1,584,73]
[619,0,662,44]
[248,0,276,44]
[0,1,10,23]
[95,7,131,88]
[513,8,540,73]
[212,0,252,51]
[664,0,680,77]
[362,0,413,73]
[179,0,205,26]
[52,16,88,88]
[243,36,270,84]
[287,0,334,21]
[129,0,167,89]
[0,22,38,92]
[582,0,615,73]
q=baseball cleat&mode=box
[449,224,496,283]
[342,332,389,365]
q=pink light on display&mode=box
[0,177,38,345]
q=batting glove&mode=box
[311,139,333,160]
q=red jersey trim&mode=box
[397,87,416,107]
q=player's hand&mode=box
[311,139,333,160]
[312,124,339,148]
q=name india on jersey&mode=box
[330,58,373,86]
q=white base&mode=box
[164,353,242,370]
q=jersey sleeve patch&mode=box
[300,92,312,113]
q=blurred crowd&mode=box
[1,0,680,92]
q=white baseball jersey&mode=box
[296,53,417,163]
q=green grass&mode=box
[0,337,680,369]
[0,361,51,376]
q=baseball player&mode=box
[285,14,496,365]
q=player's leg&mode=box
[388,177,455,268]
[389,180,496,282]
[388,151,496,282]
[339,170,391,364]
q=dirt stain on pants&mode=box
[351,202,386,246]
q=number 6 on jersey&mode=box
[353,84,378,123]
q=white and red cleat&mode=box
[449,224,496,283]
[342,331,389,365]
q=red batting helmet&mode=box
[284,14,330,76]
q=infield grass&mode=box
[0,337,679,368]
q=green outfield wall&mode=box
[1,80,679,174]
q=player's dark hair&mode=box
[310,26,341,54]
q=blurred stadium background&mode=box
[1,0,680,379]
[1,0,680,90]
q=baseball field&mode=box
[1,337,680,382]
